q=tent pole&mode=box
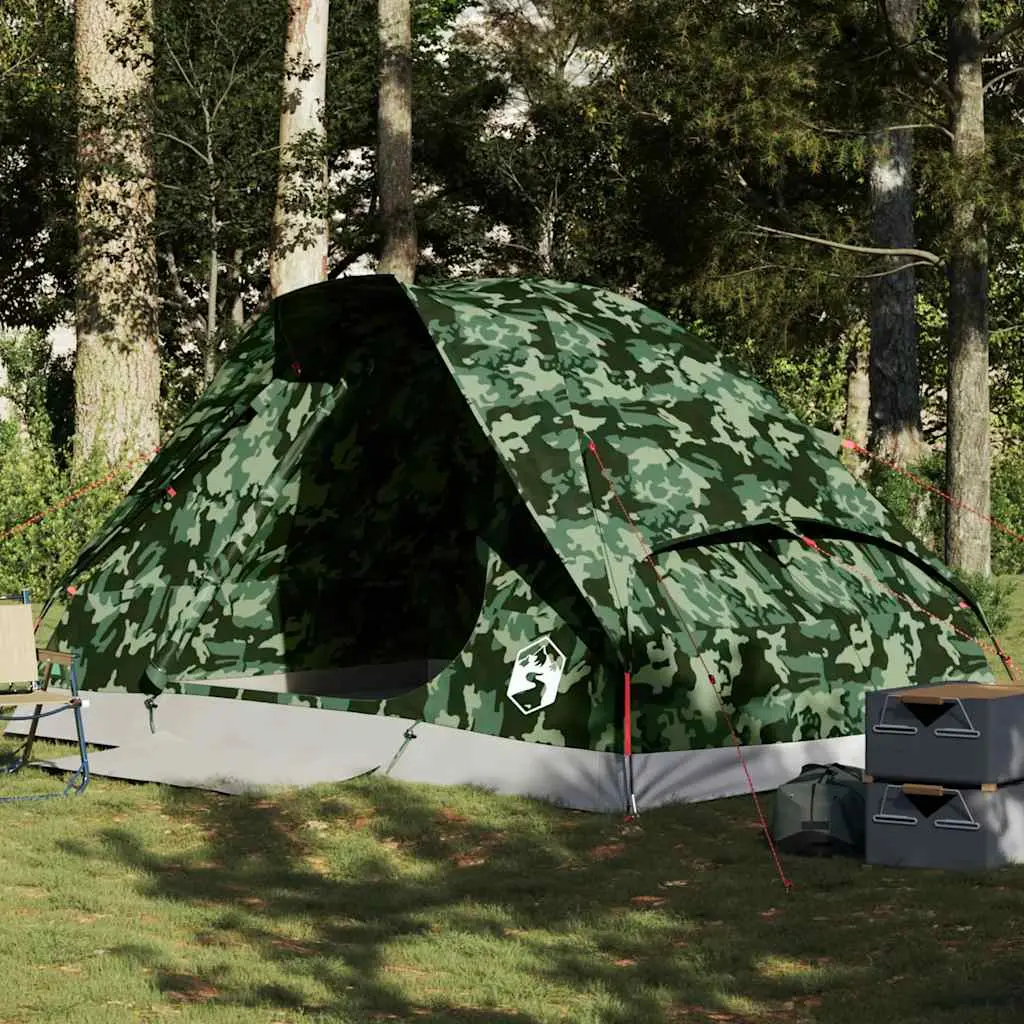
[624,668,638,817]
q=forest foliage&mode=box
[1,0,1024,600]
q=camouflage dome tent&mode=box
[29,276,995,811]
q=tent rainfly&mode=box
[33,276,995,810]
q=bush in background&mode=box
[0,419,130,604]
[865,449,1023,637]
[0,329,132,604]
[864,450,945,557]
[959,570,1016,640]
[992,448,1024,576]
[0,329,73,460]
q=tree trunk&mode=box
[377,0,417,283]
[537,192,557,277]
[270,0,330,298]
[869,0,924,468]
[205,198,219,385]
[868,128,924,466]
[843,322,870,475]
[204,106,219,385]
[232,249,246,329]
[944,0,990,576]
[74,0,160,475]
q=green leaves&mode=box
[0,1,75,331]
[0,423,130,603]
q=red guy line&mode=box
[586,437,795,894]
[3,446,160,633]
[0,446,160,547]
[842,439,1024,547]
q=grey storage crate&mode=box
[865,682,1024,786]
[865,780,1024,870]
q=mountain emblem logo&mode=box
[507,637,566,715]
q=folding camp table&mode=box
[0,590,90,800]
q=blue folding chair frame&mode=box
[0,590,90,801]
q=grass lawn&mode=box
[995,574,1024,678]
[0,743,1021,1024]
[0,577,1019,1023]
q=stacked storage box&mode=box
[864,682,1024,870]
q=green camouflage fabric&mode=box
[44,275,994,755]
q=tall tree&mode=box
[154,0,289,386]
[843,321,871,463]
[377,0,417,282]
[74,0,161,474]
[874,0,1023,574]
[944,0,990,574]
[585,0,874,349]
[869,0,925,466]
[441,0,625,280]
[270,0,330,298]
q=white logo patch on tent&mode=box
[507,636,565,715]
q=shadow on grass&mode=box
[54,776,1024,1023]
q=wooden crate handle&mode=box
[901,783,947,797]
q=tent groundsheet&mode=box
[18,692,863,810]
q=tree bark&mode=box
[843,322,870,476]
[537,191,557,277]
[74,0,161,475]
[944,0,990,576]
[205,198,219,385]
[869,0,924,468]
[204,104,218,385]
[868,129,924,465]
[232,249,246,329]
[270,0,330,298]
[377,0,417,283]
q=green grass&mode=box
[994,575,1024,678]
[0,578,1019,1023]
[0,741,1021,1024]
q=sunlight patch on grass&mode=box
[754,953,832,980]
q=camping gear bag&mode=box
[866,780,1024,870]
[865,682,1024,787]
[770,763,865,856]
